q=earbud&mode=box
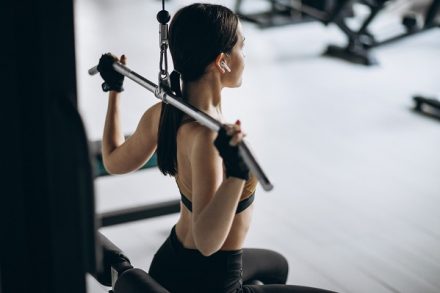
[221,61,231,73]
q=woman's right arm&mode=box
[190,127,247,256]
[102,94,162,174]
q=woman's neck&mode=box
[183,72,223,121]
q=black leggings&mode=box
[242,248,288,285]
[148,227,338,293]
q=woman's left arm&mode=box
[102,102,162,174]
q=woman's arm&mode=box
[102,98,162,174]
[190,127,246,256]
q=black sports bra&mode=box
[180,192,255,214]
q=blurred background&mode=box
[74,0,440,292]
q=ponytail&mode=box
[157,70,184,176]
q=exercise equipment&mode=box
[237,0,440,65]
[90,60,274,191]
[324,0,440,65]
[413,95,440,119]
[94,232,169,292]
[89,13,274,192]
[3,0,100,290]
[94,231,267,292]
[235,0,351,28]
[99,197,180,227]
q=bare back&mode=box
[174,119,256,251]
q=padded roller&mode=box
[94,233,133,287]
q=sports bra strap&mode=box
[236,193,255,214]
[180,192,193,212]
[180,192,255,214]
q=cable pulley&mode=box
[157,1,171,90]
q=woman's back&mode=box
[174,118,256,251]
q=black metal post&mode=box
[1,0,97,292]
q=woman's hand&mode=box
[214,120,249,180]
[225,120,246,146]
[98,53,126,92]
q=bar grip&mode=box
[88,66,99,76]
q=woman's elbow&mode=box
[103,163,117,175]
[196,243,219,257]
[193,231,222,256]
[102,159,122,175]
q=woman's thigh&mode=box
[242,248,289,285]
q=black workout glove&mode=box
[214,126,249,181]
[97,53,124,92]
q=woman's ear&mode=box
[215,53,230,74]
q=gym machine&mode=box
[235,0,352,28]
[3,0,98,291]
[236,0,440,65]
[94,231,265,292]
[94,232,169,292]
[413,95,440,119]
[324,0,440,65]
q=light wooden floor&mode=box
[75,0,440,292]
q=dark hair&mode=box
[157,3,239,176]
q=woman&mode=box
[99,3,337,293]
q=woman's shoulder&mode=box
[139,102,162,126]
[180,119,215,139]
[148,102,163,119]
[178,121,217,154]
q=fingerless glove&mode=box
[97,53,125,92]
[214,127,249,181]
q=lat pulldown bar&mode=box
[88,62,274,192]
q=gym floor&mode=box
[75,0,440,292]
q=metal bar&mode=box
[357,3,384,35]
[99,199,181,227]
[235,0,244,14]
[335,18,359,41]
[90,61,274,191]
[327,0,352,24]
[273,0,328,21]
[291,0,328,20]
[370,25,435,48]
